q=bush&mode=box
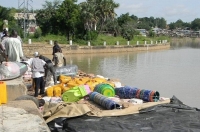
[84,31,98,41]
[34,27,42,38]
[149,30,155,37]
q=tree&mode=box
[35,0,61,35]
[79,0,98,31]
[121,21,137,41]
[34,27,42,38]
[56,0,81,40]
[175,19,184,29]
[96,0,119,33]
[168,22,176,30]
[80,0,119,34]
[117,13,133,27]
[0,6,16,30]
[191,18,200,31]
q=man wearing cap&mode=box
[28,52,46,97]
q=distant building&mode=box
[152,27,162,34]
[14,13,37,33]
[136,29,147,37]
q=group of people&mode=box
[0,29,66,98]
[28,41,66,97]
[25,41,66,97]
[0,29,23,63]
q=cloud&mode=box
[116,3,149,16]
[161,5,197,23]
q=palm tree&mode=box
[80,0,119,33]
[79,1,98,31]
[96,0,119,33]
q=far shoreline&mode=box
[22,43,170,56]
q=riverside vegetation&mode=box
[23,34,170,46]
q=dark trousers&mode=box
[45,63,57,85]
[33,77,45,97]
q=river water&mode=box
[57,42,200,108]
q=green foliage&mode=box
[56,0,81,40]
[168,19,191,30]
[191,18,200,31]
[121,21,136,41]
[102,19,121,36]
[84,30,98,41]
[35,0,61,35]
[118,13,134,27]
[0,6,17,31]
[88,34,170,46]
[34,27,42,38]
[80,0,120,34]
[149,30,155,37]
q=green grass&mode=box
[23,34,170,45]
[90,34,170,46]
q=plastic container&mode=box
[83,85,91,94]
[93,78,107,83]
[115,86,139,99]
[62,86,71,93]
[62,85,88,102]
[149,91,160,102]
[89,92,120,110]
[53,86,62,97]
[59,75,71,84]
[94,83,115,97]
[76,77,89,85]
[46,87,54,97]
[0,81,7,104]
[86,81,100,91]
[67,82,79,88]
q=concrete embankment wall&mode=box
[22,43,170,56]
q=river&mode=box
[51,41,200,108]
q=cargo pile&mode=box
[42,72,164,110]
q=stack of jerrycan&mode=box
[59,76,91,102]
[85,77,108,91]
[46,75,72,97]
[0,82,7,105]
[46,75,115,102]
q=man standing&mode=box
[4,30,23,62]
[28,52,46,97]
[53,47,66,67]
[52,41,62,55]
[39,54,57,85]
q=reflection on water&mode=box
[46,44,200,108]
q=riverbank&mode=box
[22,43,170,56]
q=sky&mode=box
[1,0,200,24]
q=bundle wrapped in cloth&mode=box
[0,62,28,81]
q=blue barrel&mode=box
[139,89,145,99]
[149,91,160,102]
[142,90,152,102]
[115,86,139,99]
[139,90,160,102]
[129,87,139,98]
[89,92,120,110]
